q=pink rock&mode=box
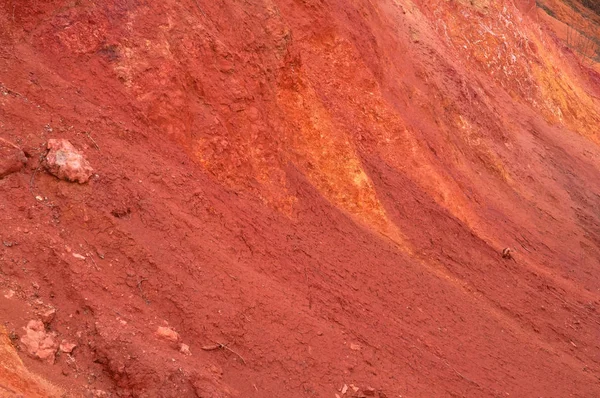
[179,343,191,355]
[156,326,179,342]
[20,320,58,364]
[59,340,77,353]
[0,138,26,178]
[44,139,93,183]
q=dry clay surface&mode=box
[2,0,600,397]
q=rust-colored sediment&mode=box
[1,0,600,396]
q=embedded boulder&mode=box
[0,138,27,178]
[45,139,93,183]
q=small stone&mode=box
[59,340,77,353]
[502,247,513,260]
[44,139,93,183]
[364,387,376,396]
[35,195,44,201]
[20,320,58,363]
[156,326,179,342]
[179,343,191,355]
[0,138,27,178]
[72,253,86,260]
[350,343,361,351]
[40,308,57,325]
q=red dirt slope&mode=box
[1,0,600,396]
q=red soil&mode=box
[1,0,600,397]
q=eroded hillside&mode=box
[1,0,600,396]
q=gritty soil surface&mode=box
[1,0,600,397]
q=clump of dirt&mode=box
[0,138,27,179]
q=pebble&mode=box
[156,326,179,342]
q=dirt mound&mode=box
[1,0,600,396]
